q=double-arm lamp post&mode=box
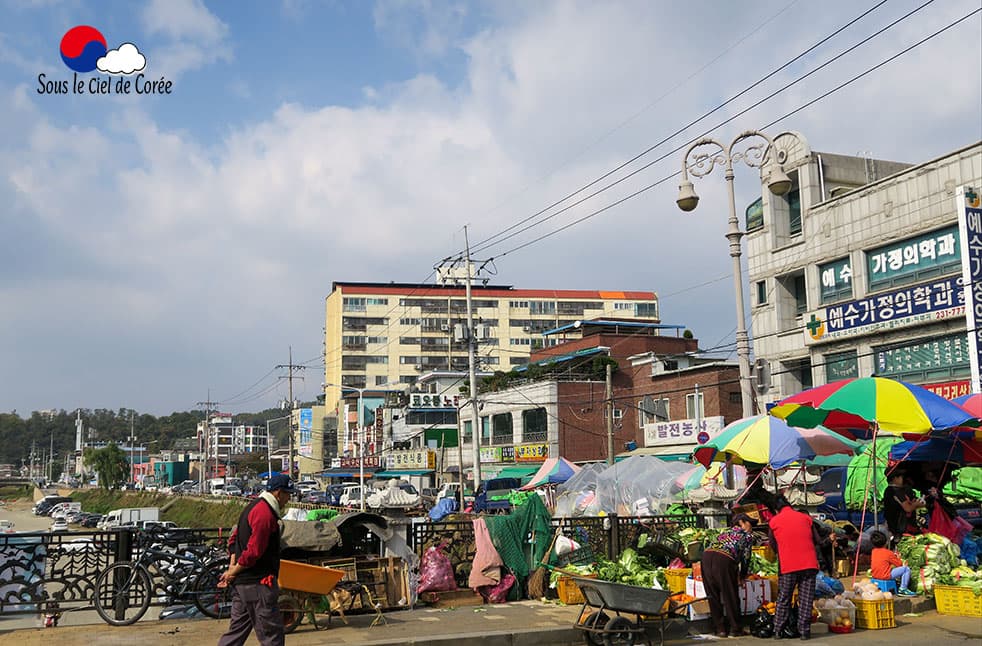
[677,130,793,420]
[265,414,291,480]
[324,382,370,511]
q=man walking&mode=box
[218,474,295,646]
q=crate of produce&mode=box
[557,574,595,605]
[752,545,776,562]
[853,598,895,629]
[817,604,855,631]
[934,585,982,618]
[664,568,692,594]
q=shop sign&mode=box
[479,446,516,463]
[819,257,853,302]
[921,380,972,400]
[957,187,982,393]
[515,443,548,462]
[644,416,724,447]
[409,393,460,409]
[803,275,965,345]
[874,333,970,378]
[298,408,313,458]
[339,456,381,469]
[866,225,960,288]
[745,197,763,232]
[385,449,435,470]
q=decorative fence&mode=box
[0,528,227,617]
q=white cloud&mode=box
[140,0,231,77]
[96,43,147,75]
[1,0,980,415]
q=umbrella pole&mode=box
[871,427,879,528]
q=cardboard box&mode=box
[685,577,772,620]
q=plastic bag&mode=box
[479,572,516,603]
[815,573,843,597]
[668,557,687,570]
[750,607,773,638]
[779,607,800,638]
[418,544,457,593]
[927,506,972,545]
[555,535,580,556]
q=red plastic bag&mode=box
[418,544,457,593]
[479,572,516,603]
[927,506,972,545]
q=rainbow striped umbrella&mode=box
[770,377,979,440]
[519,457,581,489]
[954,393,982,418]
[693,415,861,469]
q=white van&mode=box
[49,502,82,519]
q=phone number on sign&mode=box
[934,306,965,320]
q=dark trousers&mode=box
[702,550,742,633]
[774,568,817,637]
[217,580,285,646]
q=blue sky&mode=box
[1,0,980,416]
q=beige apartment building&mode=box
[323,281,661,414]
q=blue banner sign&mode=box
[957,187,982,393]
[299,408,313,458]
[804,275,965,344]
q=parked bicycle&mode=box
[92,531,230,626]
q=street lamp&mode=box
[677,130,792,421]
[324,382,379,512]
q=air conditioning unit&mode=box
[522,326,533,333]
[440,324,451,332]
[414,364,422,371]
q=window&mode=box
[341,375,366,388]
[399,318,420,325]
[783,358,813,394]
[399,356,419,364]
[492,413,513,444]
[793,274,807,314]
[510,338,531,346]
[399,375,417,385]
[529,300,556,315]
[481,416,491,445]
[509,301,528,309]
[510,357,529,366]
[604,408,623,420]
[480,356,499,366]
[342,297,366,312]
[729,392,742,404]
[463,420,473,444]
[819,257,853,303]
[614,302,632,310]
[375,375,389,385]
[788,188,802,236]
[366,298,388,306]
[365,356,388,364]
[825,350,858,381]
[634,302,658,318]
[400,336,421,345]
[342,335,366,349]
[685,392,704,419]
[756,280,767,306]
[639,398,669,426]
[522,408,548,443]
[366,336,387,344]
[772,169,802,242]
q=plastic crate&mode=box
[853,598,895,629]
[685,541,703,562]
[557,575,595,605]
[752,545,776,562]
[934,585,982,618]
[763,575,779,600]
[664,568,692,594]
[818,605,855,630]
[557,545,595,567]
[279,560,346,595]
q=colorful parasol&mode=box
[954,393,982,417]
[769,377,979,440]
[693,414,862,469]
[520,457,581,489]
[674,463,746,490]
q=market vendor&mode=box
[768,496,821,641]
[701,512,758,638]
[883,469,923,546]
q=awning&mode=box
[373,470,434,477]
[514,346,606,372]
[616,446,695,462]
[493,465,540,480]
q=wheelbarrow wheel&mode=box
[278,593,303,634]
[602,616,636,646]
[580,611,609,646]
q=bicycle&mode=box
[92,531,230,626]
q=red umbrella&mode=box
[954,393,982,417]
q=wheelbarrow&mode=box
[571,577,702,646]
[276,559,369,633]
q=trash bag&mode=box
[750,607,774,638]
[815,573,843,597]
[479,571,516,603]
[417,543,457,593]
[961,535,979,568]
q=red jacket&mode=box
[768,507,819,574]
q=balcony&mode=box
[521,430,548,443]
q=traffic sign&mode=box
[697,431,710,444]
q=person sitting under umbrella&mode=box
[701,513,759,638]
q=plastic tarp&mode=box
[553,463,605,517]
[484,494,552,599]
[844,437,900,509]
[943,467,982,500]
[889,438,982,466]
[593,455,691,516]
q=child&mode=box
[870,530,916,596]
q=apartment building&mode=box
[746,132,981,403]
[323,281,660,415]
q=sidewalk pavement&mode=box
[2,597,980,646]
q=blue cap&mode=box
[266,474,296,493]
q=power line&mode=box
[467,0,895,255]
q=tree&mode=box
[84,443,129,490]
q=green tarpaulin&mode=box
[844,436,901,509]
[944,466,982,500]
[484,494,552,599]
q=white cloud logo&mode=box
[96,43,147,75]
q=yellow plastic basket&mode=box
[664,568,692,594]
[557,575,595,605]
[752,545,776,562]
[853,598,896,629]
[934,585,982,618]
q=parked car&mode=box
[50,518,69,532]
[223,485,243,497]
[302,490,334,504]
[0,519,16,533]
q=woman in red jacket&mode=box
[768,496,821,640]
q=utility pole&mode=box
[49,429,54,482]
[197,392,220,494]
[463,226,483,490]
[277,346,306,480]
[606,363,614,466]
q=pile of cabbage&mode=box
[898,533,982,595]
